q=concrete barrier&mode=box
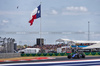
[0,53,21,59]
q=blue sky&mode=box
[0,0,100,45]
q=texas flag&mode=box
[29,5,41,26]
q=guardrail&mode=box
[21,52,100,57]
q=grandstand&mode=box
[56,39,100,48]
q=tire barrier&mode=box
[21,52,100,57]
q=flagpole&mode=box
[40,2,42,46]
[40,2,41,39]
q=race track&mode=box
[0,56,100,64]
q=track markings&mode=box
[0,57,55,62]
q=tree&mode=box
[24,44,28,48]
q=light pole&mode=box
[88,21,90,41]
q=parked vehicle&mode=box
[18,48,40,54]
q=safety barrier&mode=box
[84,52,100,55]
[0,53,21,58]
[21,52,100,57]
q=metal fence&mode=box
[0,53,21,59]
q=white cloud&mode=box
[62,12,90,15]
[45,9,58,15]
[0,20,9,26]
[51,10,58,15]
[2,20,9,23]
[44,6,88,16]
[62,6,89,15]
[66,6,88,12]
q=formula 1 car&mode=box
[68,52,85,59]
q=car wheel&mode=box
[82,54,85,58]
[77,54,80,59]
[68,54,71,59]
[21,52,24,54]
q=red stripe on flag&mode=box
[29,15,36,26]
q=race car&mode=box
[68,52,85,59]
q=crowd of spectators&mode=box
[75,43,94,46]
[33,43,67,53]
[17,43,96,53]
[17,43,68,53]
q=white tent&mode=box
[83,43,100,49]
[56,39,71,42]
[56,39,72,44]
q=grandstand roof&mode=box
[83,43,100,49]
[56,39,100,44]
[72,40,100,43]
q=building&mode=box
[36,38,44,46]
[14,43,17,51]
[0,37,16,53]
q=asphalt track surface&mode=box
[0,56,100,64]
